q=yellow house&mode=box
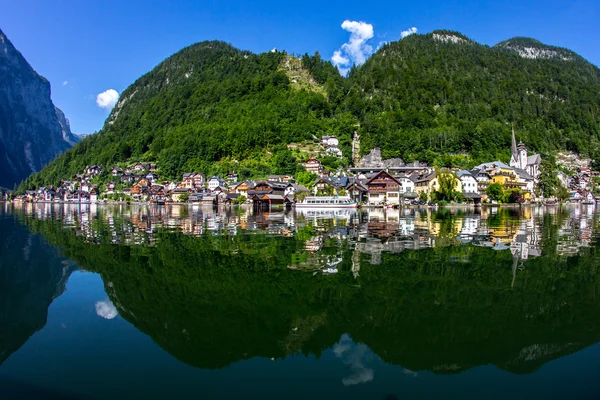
[476,161,529,196]
[413,171,439,200]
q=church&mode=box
[509,129,542,182]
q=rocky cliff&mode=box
[0,28,78,188]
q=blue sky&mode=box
[1,0,598,134]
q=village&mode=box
[6,131,600,207]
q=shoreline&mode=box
[3,200,596,209]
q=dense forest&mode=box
[20,30,600,189]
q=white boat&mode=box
[295,196,357,209]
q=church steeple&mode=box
[511,125,518,158]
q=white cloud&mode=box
[401,26,418,39]
[331,20,375,75]
[331,50,349,66]
[334,335,375,386]
[63,81,68,86]
[95,299,118,319]
[96,89,119,109]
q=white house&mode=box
[326,146,343,158]
[457,170,478,193]
[208,176,227,191]
[322,136,339,147]
[394,175,415,194]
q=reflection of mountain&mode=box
[0,214,76,365]
[20,210,600,374]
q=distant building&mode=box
[208,176,227,191]
[321,136,339,147]
[509,128,541,182]
[304,158,323,174]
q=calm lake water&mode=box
[1,202,600,399]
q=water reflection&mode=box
[6,202,598,265]
[2,202,600,377]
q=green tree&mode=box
[435,170,459,201]
[486,183,505,202]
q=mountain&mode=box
[0,212,76,366]
[344,30,600,164]
[21,31,600,189]
[0,28,79,189]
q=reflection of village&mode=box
[7,202,599,273]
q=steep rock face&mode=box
[494,37,579,61]
[0,28,78,188]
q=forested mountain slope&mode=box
[22,41,354,188]
[345,30,600,164]
[22,31,600,189]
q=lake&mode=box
[1,202,600,399]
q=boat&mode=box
[295,196,357,209]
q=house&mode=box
[148,186,166,201]
[86,165,102,176]
[248,181,277,196]
[456,170,478,194]
[149,163,157,171]
[234,181,255,197]
[181,173,194,189]
[513,169,535,200]
[321,136,339,147]
[226,171,238,185]
[326,146,343,158]
[346,180,369,203]
[393,173,417,197]
[285,184,309,198]
[412,171,439,200]
[212,185,229,195]
[192,173,205,189]
[80,182,92,193]
[208,176,226,191]
[304,158,323,174]
[90,187,99,203]
[475,161,527,193]
[313,176,343,195]
[106,182,116,193]
[189,192,204,203]
[166,181,178,192]
[170,187,192,202]
[145,172,158,182]
[470,168,491,194]
[43,188,56,202]
[131,181,149,199]
[61,180,75,191]
[366,170,402,206]
[268,175,294,183]
[132,162,147,172]
[121,173,134,183]
[111,167,123,176]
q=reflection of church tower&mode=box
[352,130,361,166]
[351,246,361,279]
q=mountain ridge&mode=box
[0,27,79,188]
[20,30,600,189]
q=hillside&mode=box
[344,30,600,165]
[21,31,600,189]
[21,41,355,189]
[0,28,79,189]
